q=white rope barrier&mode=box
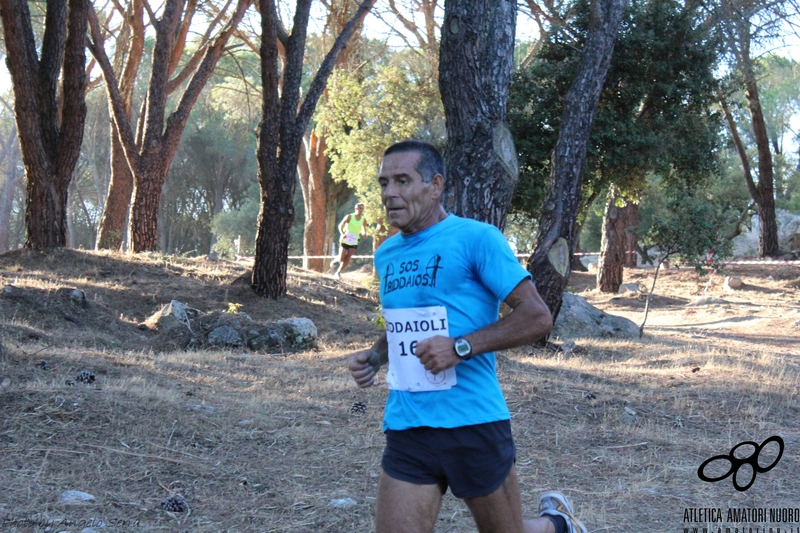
[235,254,799,265]
[721,259,800,265]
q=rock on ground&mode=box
[59,490,95,504]
[145,300,194,331]
[145,301,317,353]
[617,282,640,294]
[329,497,357,509]
[553,293,640,340]
[723,276,743,290]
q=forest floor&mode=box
[1,248,799,533]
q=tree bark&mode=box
[252,0,375,298]
[96,126,135,250]
[622,200,638,267]
[0,0,89,250]
[597,187,626,293]
[96,0,143,251]
[526,0,627,322]
[298,130,329,272]
[439,0,518,230]
[129,162,171,251]
[742,74,779,257]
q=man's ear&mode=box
[430,173,445,200]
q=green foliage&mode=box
[373,306,387,329]
[211,183,261,257]
[316,52,445,237]
[162,89,258,255]
[578,195,607,252]
[642,186,732,270]
[211,181,305,259]
[503,212,538,254]
[508,0,722,220]
[226,302,243,314]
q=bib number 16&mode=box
[398,340,417,356]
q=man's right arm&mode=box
[338,214,350,236]
[347,334,388,388]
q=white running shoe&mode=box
[538,490,588,533]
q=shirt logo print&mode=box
[383,254,443,295]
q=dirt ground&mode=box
[1,249,799,533]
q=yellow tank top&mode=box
[347,214,365,235]
[341,214,366,245]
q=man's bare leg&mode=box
[335,247,356,276]
[465,466,556,533]
[375,471,443,533]
[330,245,345,271]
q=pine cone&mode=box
[349,401,367,415]
[160,494,188,513]
[76,370,95,384]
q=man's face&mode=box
[378,151,441,235]
[355,204,364,216]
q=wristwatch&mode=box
[453,337,472,359]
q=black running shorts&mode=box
[381,420,516,498]
[340,242,358,250]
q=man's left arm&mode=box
[415,279,552,374]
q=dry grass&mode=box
[1,250,799,532]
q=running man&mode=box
[346,140,587,533]
[330,203,368,279]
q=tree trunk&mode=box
[95,0,143,250]
[743,75,779,257]
[129,164,167,252]
[526,0,627,322]
[96,126,134,250]
[298,130,328,272]
[24,168,70,249]
[253,160,297,296]
[252,0,375,298]
[622,200,638,267]
[439,0,518,230]
[597,188,626,293]
[0,0,89,251]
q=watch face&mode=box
[455,338,471,357]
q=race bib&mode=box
[343,232,359,246]
[382,306,457,392]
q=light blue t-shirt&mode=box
[374,214,532,431]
